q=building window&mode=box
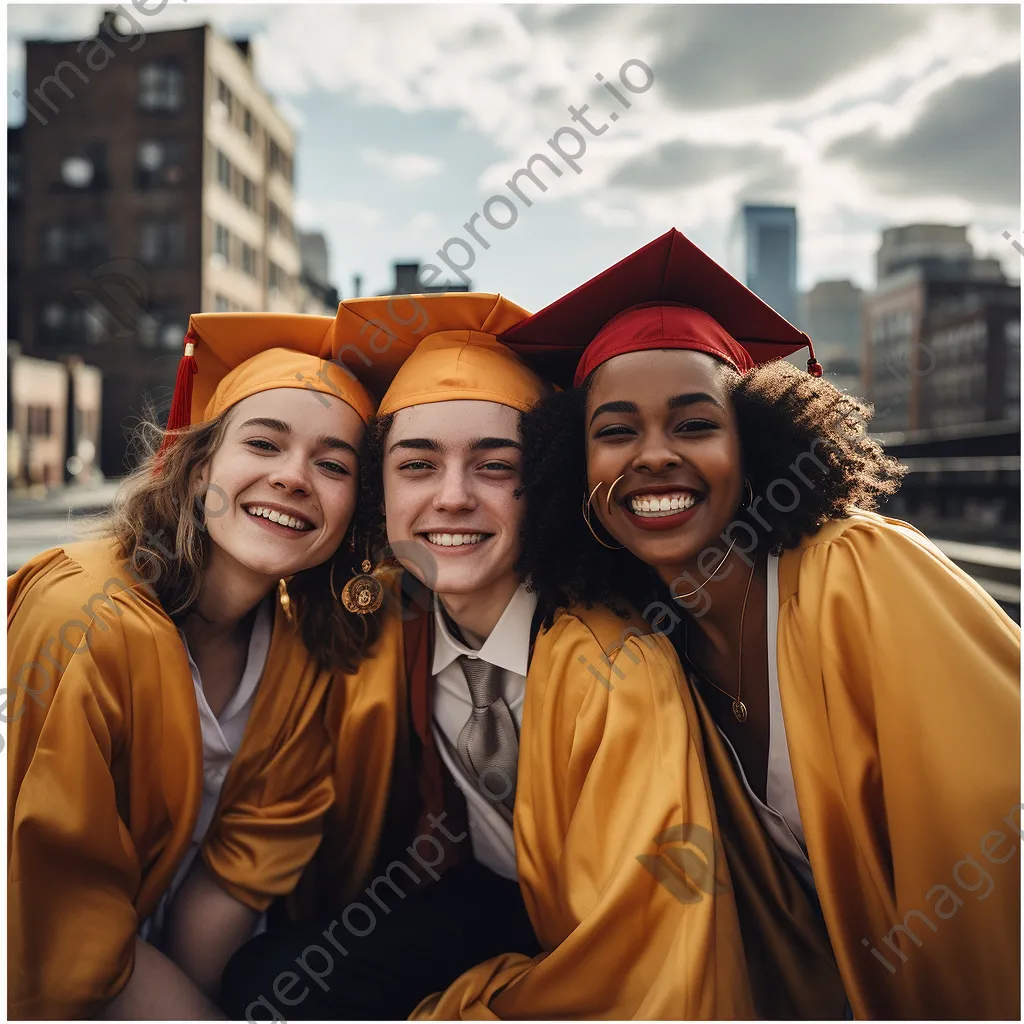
[243,107,254,138]
[138,307,188,349]
[60,155,93,188]
[56,144,108,191]
[41,223,106,265]
[27,405,52,438]
[241,242,258,277]
[268,201,293,240]
[216,149,232,190]
[138,221,185,265]
[240,174,257,211]
[216,78,234,120]
[213,293,230,312]
[268,261,283,292]
[212,221,230,261]
[136,140,184,188]
[269,139,293,182]
[139,61,184,113]
[38,299,107,346]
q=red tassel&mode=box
[804,336,823,377]
[155,327,199,465]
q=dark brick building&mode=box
[15,13,302,474]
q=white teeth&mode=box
[426,532,486,547]
[628,493,699,518]
[245,505,310,531]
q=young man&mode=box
[221,294,757,1020]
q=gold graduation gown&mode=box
[766,511,1020,1019]
[410,601,755,1019]
[7,540,335,1020]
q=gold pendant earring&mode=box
[277,578,295,623]
[334,558,385,615]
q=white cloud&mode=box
[409,210,440,232]
[295,198,381,227]
[7,4,1019,300]
[580,199,637,227]
[274,97,306,132]
[359,146,445,182]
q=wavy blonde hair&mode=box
[103,415,383,673]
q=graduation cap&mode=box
[326,292,546,415]
[160,312,378,464]
[500,228,820,388]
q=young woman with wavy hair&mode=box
[7,314,386,1020]
[506,229,1021,1020]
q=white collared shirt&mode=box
[138,598,272,946]
[431,584,538,881]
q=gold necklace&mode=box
[683,554,757,723]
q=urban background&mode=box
[7,4,1021,619]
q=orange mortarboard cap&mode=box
[501,228,820,387]
[164,313,376,444]
[325,292,545,416]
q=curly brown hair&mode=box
[102,416,383,674]
[516,358,908,620]
[351,412,395,564]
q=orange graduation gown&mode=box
[315,576,755,1017]
[7,539,335,1019]
[408,600,754,1019]
[770,511,1020,1019]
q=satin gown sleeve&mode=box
[411,611,753,1020]
[7,552,146,1020]
[778,513,1020,1019]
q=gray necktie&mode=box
[455,655,518,812]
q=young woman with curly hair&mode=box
[506,229,1021,1020]
[7,314,387,1020]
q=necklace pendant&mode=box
[732,699,748,723]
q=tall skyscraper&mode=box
[729,204,798,325]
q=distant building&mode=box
[16,14,302,474]
[864,225,1019,431]
[798,279,864,397]
[8,343,101,490]
[729,204,798,325]
[384,261,471,295]
[9,127,23,342]
[875,224,974,281]
[296,231,339,315]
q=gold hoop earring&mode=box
[605,474,625,516]
[743,478,754,509]
[336,551,385,615]
[583,482,623,551]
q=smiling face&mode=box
[198,387,365,583]
[382,399,525,603]
[585,349,744,577]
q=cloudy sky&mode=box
[8,3,1021,311]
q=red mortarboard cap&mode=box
[501,228,820,387]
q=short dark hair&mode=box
[516,359,907,622]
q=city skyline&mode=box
[7,3,1021,312]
